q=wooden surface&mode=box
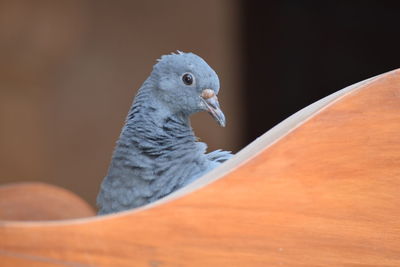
[1,70,400,266]
[0,182,95,221]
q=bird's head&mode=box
[150,51,226,127]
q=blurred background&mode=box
[1,0,400,207]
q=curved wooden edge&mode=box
[162,72,384,202]
[0,70,387,225]
[1,69,400,266]
[0,182,95,221]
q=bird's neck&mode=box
[112,80,198,164]
[99,80,211,213]
[126,80,194,138]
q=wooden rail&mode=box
[1,69,400,266]
[0,182,95,221]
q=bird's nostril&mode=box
[201,89,215,99]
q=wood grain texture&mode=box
[1,70,400,266]
[0,182,95,221]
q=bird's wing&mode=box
[206,149,233,163]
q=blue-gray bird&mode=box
[97,52,232,214]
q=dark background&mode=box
[243,0,400,143]
[1,0,399,206]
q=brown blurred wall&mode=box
[0,1,242,207]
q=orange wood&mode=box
[0,182,95,221]
[1,70,400,266]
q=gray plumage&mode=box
[97,52,232,215]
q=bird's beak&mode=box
[200,89,226,127]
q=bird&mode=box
[97,51,232,215]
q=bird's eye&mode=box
[182,73,194,85]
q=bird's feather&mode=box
[97,52,232,214]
